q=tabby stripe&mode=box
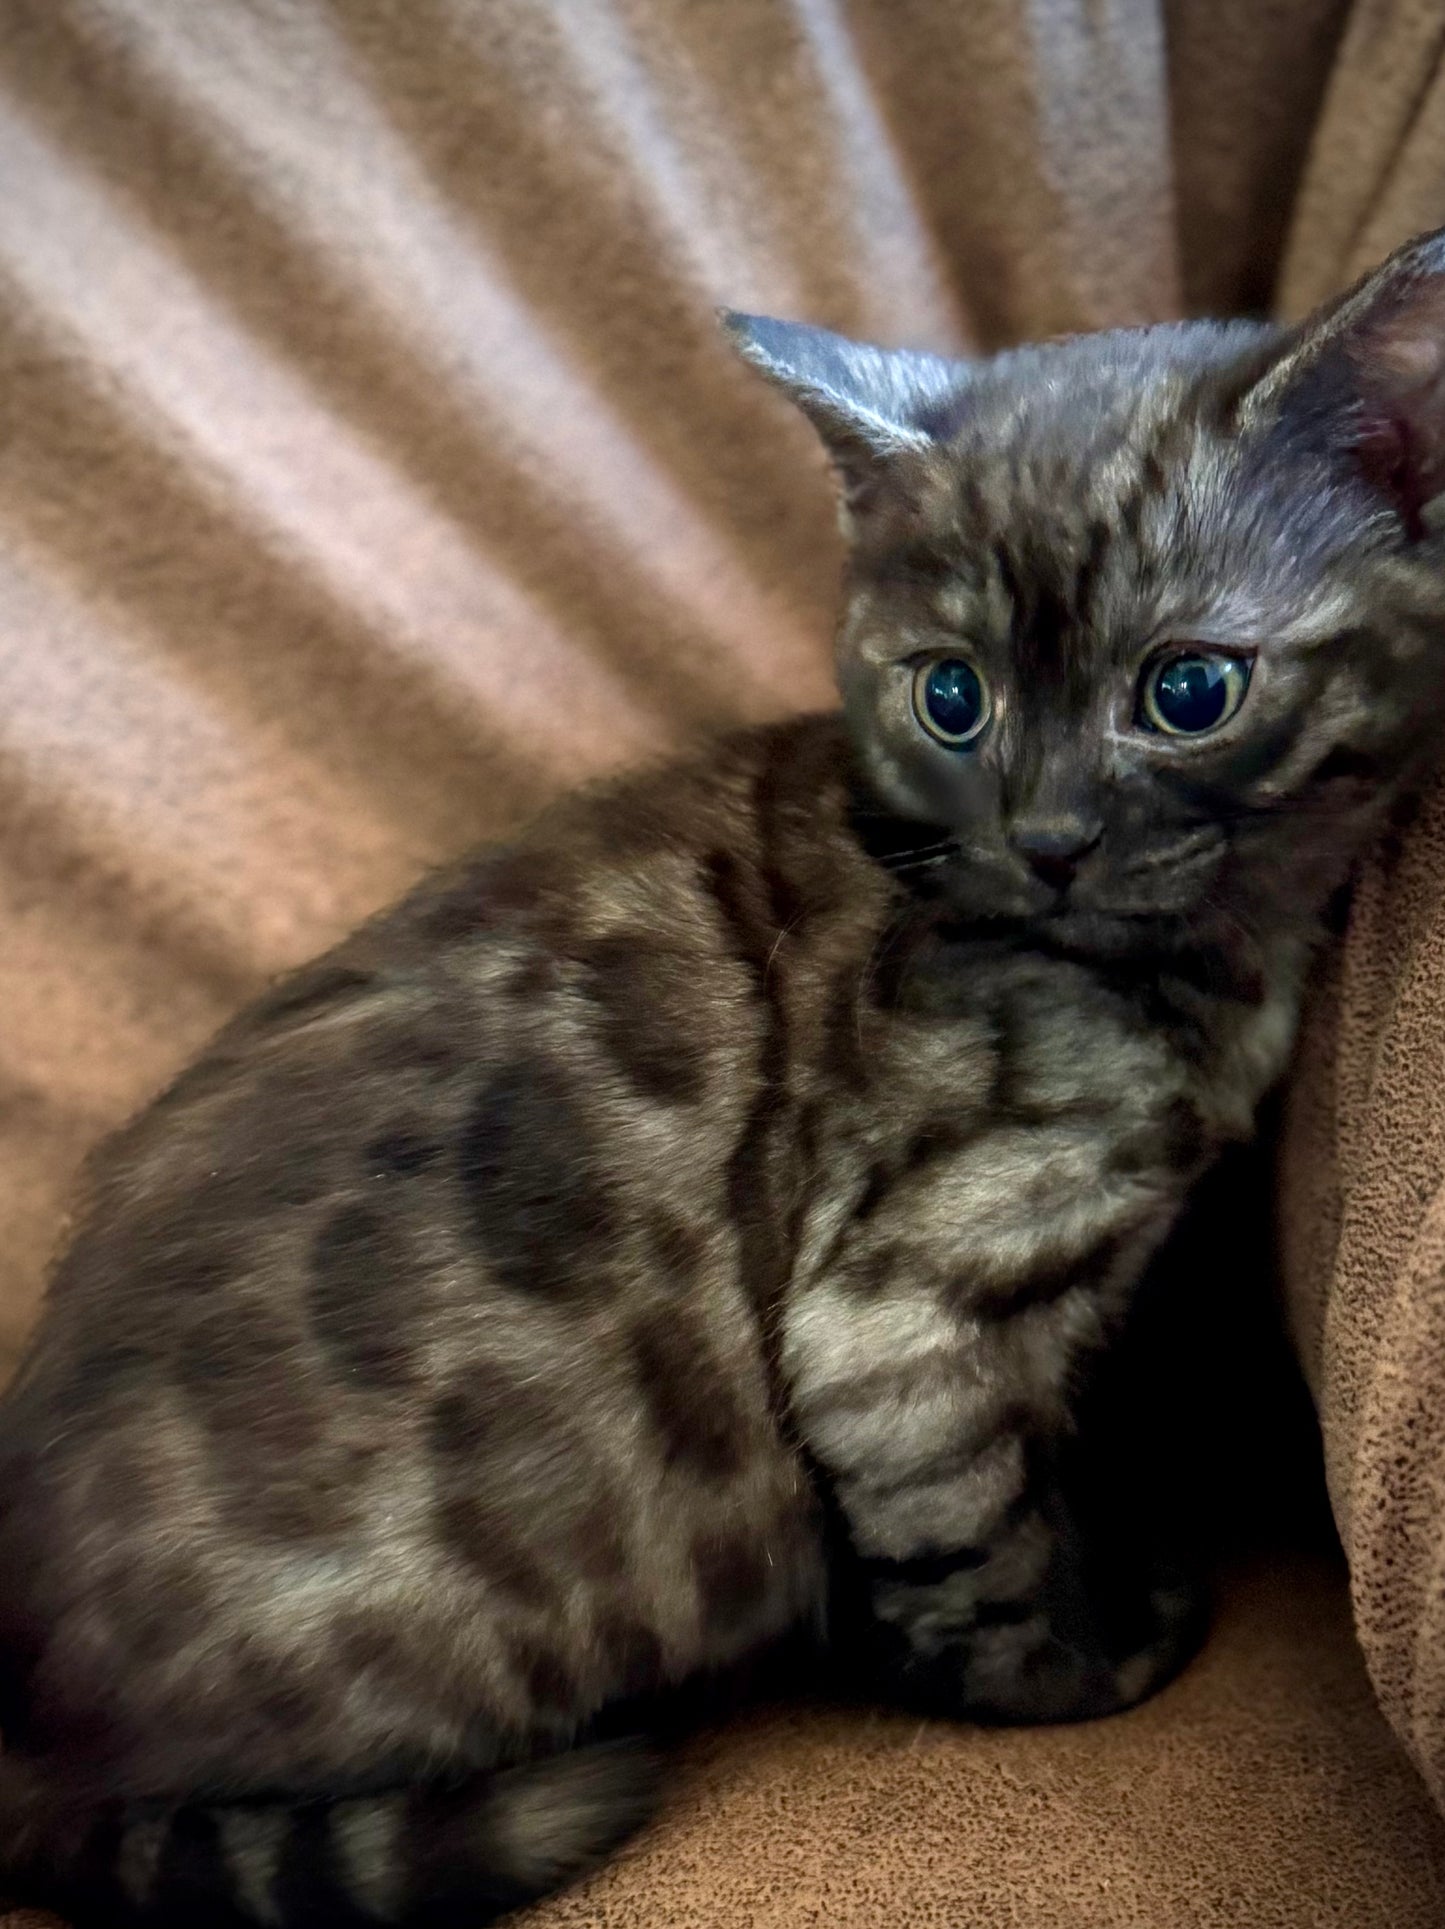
[844,1402,1037,1505]
[967,1236,1128,1322]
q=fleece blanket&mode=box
[2,2,1445,1920]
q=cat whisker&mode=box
[884,849,963,878]
[878,838,962,871]
[1121,830,1225,878]
[763,913,809,985]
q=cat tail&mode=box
[0,1738,660,1925]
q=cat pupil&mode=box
[917,658,987,745]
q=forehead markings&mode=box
[916,388,1215,674]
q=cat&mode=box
[6,225,1445,1927]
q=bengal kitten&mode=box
[7,229,1445,1926]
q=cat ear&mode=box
[1245,227,1445,537]
[721,311,964,520]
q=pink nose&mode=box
[1012,820,1102,888]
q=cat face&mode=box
[727,231,1445,943]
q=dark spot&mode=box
[701,848,774,975]
[456,1063,619,1300]
[706,767,823,1346]
[151,1233,240,1296]
[67,1343,155,1418]
[368,1023,467,1080]
[412,849,574,949]
[510,1639,579,1715]
[69,1802,130,1901]
[853,1163,890,1223]
[985,995,1026,1118]
[1111,1098,1206,1178]
[1140,446,1169,501]
[364,1129,440,1179]
[595,1615,664,1698]
[821,964,871,1093]
[88,1446,163,1538]
[567,1500,630,1583]
[433,1492,553,1605]
[692,1532,768,1641]
[505,950,562,999]
[169,1308,340,1536]
[778,1106,822,1287]
[122,1571,215,1666]
[151,1807,235,1922]
[408,867,494,946]
[273,1803,375,1929]
[903,1118,976,1174]
[1072,519,1111,630]
[71,1205,246,1317]
[428,1389,488,1459]
[628,1309,745,1482]
[309,1205,415,1387]
[868,916,937,1012]
[857,1544,990,1588]
[1310,744,1380,788]
[481,849,568,920]
[336,1611,473,1729]
[725,1085,789,1322]
[225,1662,312,1737]
[172,1305,296,1400]
[645,1211,706,1291]
[844,1242,902,1298]
[338,1612,401,1676]
[579,933,708,1105]
[425,1367,555,1460]
[233,1480,342,1543]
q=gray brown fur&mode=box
[8,229,1445,1925]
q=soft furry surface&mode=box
[3,0,1445,1922]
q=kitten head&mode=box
[726,231,1445,946]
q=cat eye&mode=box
[913,657,991,748]
[1139,651,1251,737]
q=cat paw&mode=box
[954,1565,1208,1725]
[853,1559,1208,1728]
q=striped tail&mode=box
[2,1740,659,1926]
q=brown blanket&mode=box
[3,0,1445,1910]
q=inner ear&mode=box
[1345,273,1445,535]
[1248,229,1445,538]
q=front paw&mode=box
[856,1559,1207,1726]
[954,1566,1206,1724]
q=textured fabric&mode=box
[4,0,1445,1920]
[1271,3,1445,1817]
[1280,769,1445,1816]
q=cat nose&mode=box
[1011,819,1102,889]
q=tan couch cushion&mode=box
[1280,768,1445,1815]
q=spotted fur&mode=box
[8,229,1445,1923]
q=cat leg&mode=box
[784,1269,1204,1724]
